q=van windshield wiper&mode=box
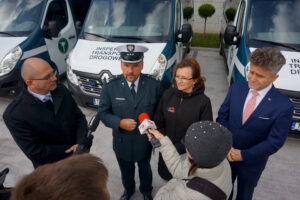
[84,32,115,42]
[0,31,16,37]
[111,36,152,43]
[250,38,300,52]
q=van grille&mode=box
[290,97,300,119]
[78,75,102,95]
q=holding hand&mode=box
[119,119,137,131]
[147,129,164,141]
[65,144,79,153]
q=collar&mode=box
[27,87,52,102]
[249,83,272,97]
[126,76,140,92]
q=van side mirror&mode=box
[224,25,239,45]
[177,24,193,43]
[43,20,59,39]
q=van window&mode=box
[246,0,300,50]
[236,0,245,33]
[83,0,173,43]
[223,0,239,23]
[175,0,181,32]
[0,0,43,36]
[44,0,68,34]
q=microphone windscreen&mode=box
[138,113,150,123]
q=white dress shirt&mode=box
[27,87,52,102]
[243,83,272,113]
[126,76,140,93]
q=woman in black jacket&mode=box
[154,58,213,180]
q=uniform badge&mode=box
[167,106,175,113]
[127,45,134,52]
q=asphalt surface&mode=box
[1,47,300,200]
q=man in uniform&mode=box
[3,58,88,168]
[98,44,162,200]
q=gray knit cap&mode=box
[184,121,232,168]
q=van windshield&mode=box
[0,0,43,37]
[82,0,172,43]
[247,0,300,51]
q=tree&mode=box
[183,6,194,23]
[225,7,236,22]
[198,4,215,37]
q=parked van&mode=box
[66,0,193,107]
[0,0,90,96]
[220,0,300,134]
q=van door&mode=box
[227,0,246,82]
[42,0,77,74]
[175,0,184,61]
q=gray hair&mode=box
[248,47,286,75]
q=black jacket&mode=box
[154,86,213,153]
[3,84,88,168]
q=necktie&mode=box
[242,90,259,124]
[43,95,52,102]
[131,83,136,97]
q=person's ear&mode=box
[25,80,33,87]
[272,74,279,83]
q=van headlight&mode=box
[67,62,79,86]
[151,54,167,80]
[0,46,22,76]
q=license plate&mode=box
[291,122,300,131]
[93,98,100,106]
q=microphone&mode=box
[138,113,161,148]
[73,114,100,155]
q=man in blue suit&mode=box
[98,44,162,200]
[217,47,294,200]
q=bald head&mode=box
[21,58,52,81]
[21,58,58,95]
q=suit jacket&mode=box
[217,82,294,166]
[3,83,88,168]
[98,74,162,162]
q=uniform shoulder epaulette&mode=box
[144,74,157,80]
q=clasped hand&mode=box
[119,119,137,131]
[227,147,243,162]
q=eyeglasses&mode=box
[29,69,58,81]
[175,75,193,81]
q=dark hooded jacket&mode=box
[154,86,213,180]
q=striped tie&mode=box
[242,90,259,124]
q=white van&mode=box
[0,0,90,96]
[66,0,193,107]
[219,0,300,134]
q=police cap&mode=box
[116,44,148,64]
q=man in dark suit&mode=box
[98,44,162,200]
[3,58,88,168]
[217,47,294,200]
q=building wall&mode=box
[183,0,226,33]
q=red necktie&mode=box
[242,90,259,124]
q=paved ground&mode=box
[1,47,300,200]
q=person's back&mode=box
[148,121,232,200]
[10,154,109,200]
